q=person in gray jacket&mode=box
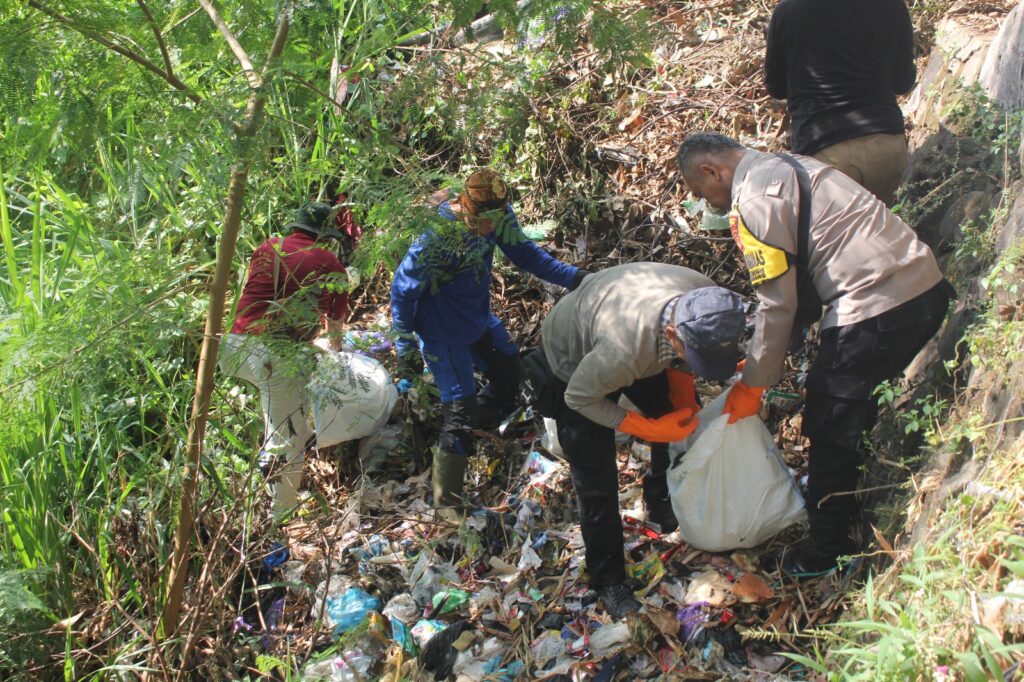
[522,262,746,618]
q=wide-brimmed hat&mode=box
[460,169,509,216]
[285,201,344,240]
[672,286,746,381]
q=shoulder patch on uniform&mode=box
[729,207,790,286]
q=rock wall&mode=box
[902,2,1024,448]
[902,12,1006,254]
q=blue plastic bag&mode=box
[326,588,382,636]
[390,616,417,654]
[483,655,525,682]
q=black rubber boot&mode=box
[642,474,678,534]
[434,399,476,510]
[778,509,858,578]
[597,583,641,619]
[431,447,467,510]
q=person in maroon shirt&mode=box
[220,202,349,519]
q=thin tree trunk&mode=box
[160,8,291,640]
[159,164,248,638]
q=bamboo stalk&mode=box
[159,3,292,641]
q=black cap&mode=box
[672,287,745,380]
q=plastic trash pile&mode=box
[245,362,836,680]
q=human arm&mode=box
[742,268,798,389]
[332,192,363,256]
[892,0,916,95]
[763,3,789,100]
[390,239,431,362]
[620,408,698,443]
[301,251,348,350]
[559,344,694,439]
[318,317,345,351]
[725,251,799,424]
[496,208,579,289]
[562,346,644,428]
[666,368,700,413]
[723,381,766,424]
[570,269,593,291]
[730,191,800,390]
[316,256,349,325]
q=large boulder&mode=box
[902,15,1002,138]
[979,1,1024,111]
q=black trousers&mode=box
[523,349,674,587]
[471,330,525,429]
[437,328,525,455]
[802,280,953,542]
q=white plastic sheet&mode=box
[541,393,635,458]
[667,391,805,551]
[308,351,398,448]
[541,417,564,457]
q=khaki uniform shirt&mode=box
[541,263,715,428]
[731,149,943,387]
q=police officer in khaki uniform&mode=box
[676,133,953,575]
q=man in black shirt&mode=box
[764,0,917,206]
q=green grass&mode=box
[788,229,1024,679]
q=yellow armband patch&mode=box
[729,208,790,286]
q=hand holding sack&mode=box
[619,407,699,443]
[723,380,765,424]
[667,391,805,551]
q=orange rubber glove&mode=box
[666,368,700,413]
[619,407,698,443]
[723,381,765,424]
[735,359,746,373]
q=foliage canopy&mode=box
[0,0,650,676]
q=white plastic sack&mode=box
[308,351,398,448]
[667,391,805,551]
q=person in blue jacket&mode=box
[391,169,589,508]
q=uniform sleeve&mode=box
[735,194,800,388]
[743,268,798,387]
[892,0,916,95]
[390,238,431,358]
[563,345,639,429]
[496,208,579,289]
[763,4,789,99]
